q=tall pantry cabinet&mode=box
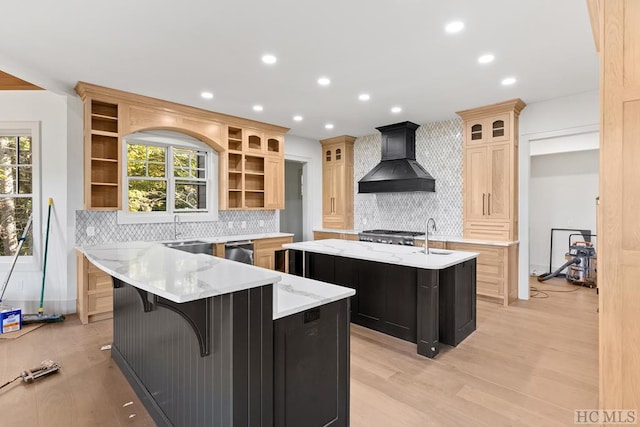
[457,99,525,306]
[456,99,526,242]
[320,136,356,229]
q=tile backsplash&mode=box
[75,210,278,246]
[354,118,463,236]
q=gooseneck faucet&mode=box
[425,217,437,255]
[174,214,182,240]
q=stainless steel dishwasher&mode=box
[225,240,254,265]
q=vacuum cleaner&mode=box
[538,238,597,287]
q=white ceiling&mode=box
[1,0,598,140]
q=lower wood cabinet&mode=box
[274,300,350,427]
[447,242,518,306]
[76,251,114,324]
[313,231,359,241]
[253,236,293,272]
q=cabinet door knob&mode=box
[482,193,485,215]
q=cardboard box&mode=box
[1,308,22,334]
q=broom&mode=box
[22,198,64,324]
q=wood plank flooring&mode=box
[0,278,597,426]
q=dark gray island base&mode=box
[290,250,477,358]
[111,278,350,427]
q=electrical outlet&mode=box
[228,221,233,229]
[86,226,95,237]
[259,220,264,227]
[241,221,246,229]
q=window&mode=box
[0,122,39,267]
[119,131,218,224]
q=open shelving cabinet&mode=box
[226,126,268,209]
[87,99,120,209]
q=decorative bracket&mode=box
[155,296,212,357]
[112,278,211,357]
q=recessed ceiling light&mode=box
[253,105,264,112]
[391,106,402,114]
[200,91,214,100]
[501,77,517,86]
[261,54,277,64]
[325,123,334,129]
[318,77,331,86]
[478,54,495,64]
[445,21,464,33]
[293,115,303,122]
[359,93,371,101]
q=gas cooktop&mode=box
[358,229,425,245]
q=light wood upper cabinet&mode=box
[224,125,286,210]
[321,136,355,229]
[457,99,525,241]
[264,156,284,209]
[76,82,288,211]
[84,99,121,210]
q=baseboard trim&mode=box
[111,345,173,427]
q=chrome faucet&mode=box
[425,217,437,255]
[174,214,182,240]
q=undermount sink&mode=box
[163,240,213,255]
[425,249,453,256]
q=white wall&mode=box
[518,90,599,299]
[283,134,322,241]
[0,91,83,313]
[529,149,599,274]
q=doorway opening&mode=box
[280,160,304,242]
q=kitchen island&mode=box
[81,241,354,427]
[284,239,478,358]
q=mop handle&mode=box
[0,213,33,303]
[38,198,53,314]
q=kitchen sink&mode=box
[426,249,453,256]
[163,240,213,255]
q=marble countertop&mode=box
[80,241,355,319]
[168,232,294,244]
[284,239,478,270]
[415,235,519,247]
[313,228,361,235]
[312,229,517,246]
[273,273,355,320]
[81,241,283,303]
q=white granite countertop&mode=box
[284,239,478,270]
[80,241,355,319]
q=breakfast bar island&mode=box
[81,242,354,427]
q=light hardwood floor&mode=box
[0,278,597,426]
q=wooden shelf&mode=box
[91,157,118,163]
[91,129,119,138]
[91,113,118,121]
